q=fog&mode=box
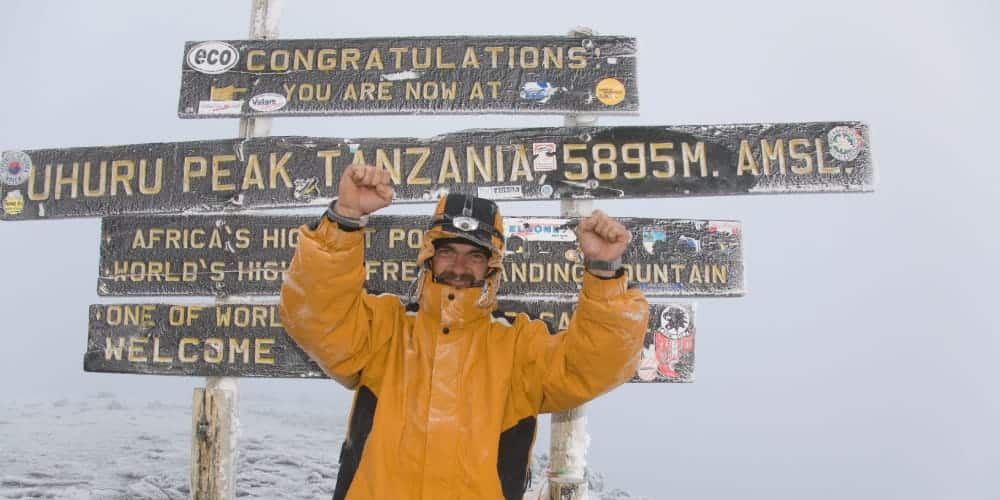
[1,1,997,498]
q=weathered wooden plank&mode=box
[178,37,638,117]
[1,123,873,221]
[84,301,696,383]
[98,214,743,297]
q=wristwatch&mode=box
[583,257,623,273]
[324,201,369,230]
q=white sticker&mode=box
[477,185,523,200]
[827,126,864,162]
[637,346,658,382]
[198,100,243,115]
[381,71,421,81]
[504,217,576,242]
[532,143,557,172]
[186,41,240,75]
[519,81,564,103]
[0,151,33,186]
[249,93,287,112]
[658,305,692,336]
[420,187,449,201]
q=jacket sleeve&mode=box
[518,272,648,414]
[279,217,400,389]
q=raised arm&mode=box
[278,164,395,388]
[518,211,648,413]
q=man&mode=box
[279,164,649,500]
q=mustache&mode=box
[434,271,483,287]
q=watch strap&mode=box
[324,201,369,230]
[583,257,623,272]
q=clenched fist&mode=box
[575,209,631,267]
[335,164,394,218]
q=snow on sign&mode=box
[178,37,638,117]
[98,214,744,298]
[84,302,695,383]
[0,123,873,221]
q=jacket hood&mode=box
[414,194,505,309]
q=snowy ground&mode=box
[0,394,643,499]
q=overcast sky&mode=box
[1,1,997,498]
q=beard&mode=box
[434,271,484,289]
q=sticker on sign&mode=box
[0,151,33,186]
[249,93,287,112]
[3,190,24,216]
[198,100,243,115]
[532,143,557,172]
[504,217,576,242]
[186,41,239,75]
[477,185,523,200]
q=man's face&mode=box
[431,241,490,288]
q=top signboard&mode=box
[178,36,638,117]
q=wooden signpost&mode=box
[186,3,280,498]
[0,1,877,498]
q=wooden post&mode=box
[190,1,280,499]
[191,380,237,499]
[549,26,598,500]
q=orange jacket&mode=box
[279,217,648,499]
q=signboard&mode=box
[1,122,873,221]
[178,37,638,117]
[84,301,695,383]
[98,215,744,297]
